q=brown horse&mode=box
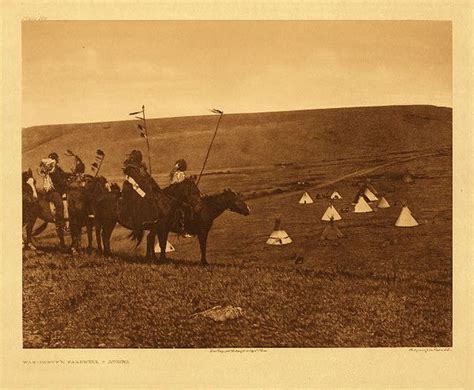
[139,183,250,265]
[22,169,66,249]
[83,176,120,256]
[65,175,95,254]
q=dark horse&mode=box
[65,176,95,254]
[83,176,120,256]
[22,169,64,249]
[86,170,250,264]
[81,172,175,259]
[139,180,251,264]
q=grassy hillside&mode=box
[22,105,452,348]
[22,105,452,181]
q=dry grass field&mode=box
[22,105,452,348]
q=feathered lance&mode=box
[92,149,105,177]
[196,109,224,186]
[129,105,152,175]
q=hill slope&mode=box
[22,105,452,178]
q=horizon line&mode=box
[22,103,452,129]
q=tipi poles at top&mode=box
[197,109,224,186]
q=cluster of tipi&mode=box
[266,180,419,246]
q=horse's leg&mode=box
[157,229,169,263]
[69,220,79,255]
[95,221,103,255]
[198,229,210,265]
[146,230,157,261]
[26,219,37,250]
[51,192,66,249]
[102,221,116,257]
[56,226,66,250]
[86,219,93,254]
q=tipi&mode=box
[352,184,378,204]
[377,196,391,209]
[154,241,176,253]
[363,187,378,202]
[321,218,344,240]
[402,170,415,183]
[299,192,314,204]
[266,218,292,245]
[365,180,379,196]
[330,191,343,200]
[321,204,342,221]
[395,205,419,227]
[354,196,373,213]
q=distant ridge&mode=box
[22,105,452,177]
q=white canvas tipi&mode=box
[377,196,391,209]
[330,191,342,200]
[321,205,342,221]
[395,206,419,227]
[266,218,292,245]
[154,241,176,253]
[354,196,373,213]
[299,192,314,204]
[363,187,378,202]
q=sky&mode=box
[22,21,451,127]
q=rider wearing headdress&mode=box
[38,152,68,247]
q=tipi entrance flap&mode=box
[299,192,314,204]
[322,205,342,221]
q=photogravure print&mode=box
[21,21,452,350]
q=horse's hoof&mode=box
[86,247,93,255]
[71,248,78,256]
[201,260,209,266]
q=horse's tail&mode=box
[128,227,144,247]
[32,221,48,236]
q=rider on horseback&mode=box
[38,152,68,247]
[170,159,187,184]
[167,159,205,231]
[123,150,161,195]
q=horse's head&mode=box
[223,188,250,216]
[22,169,38,199]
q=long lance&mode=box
[196,109,224,186]
[142,105,152,175]
[129,105,152,175]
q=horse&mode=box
[65,175,95,254]
[79,171,179,259]
[22,169,66,250]
[83,176,120,256]
[118,162,188,260]
[149,185,250,265]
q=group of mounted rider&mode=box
[22,148,250,264]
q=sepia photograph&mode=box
[20,20,454,349]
